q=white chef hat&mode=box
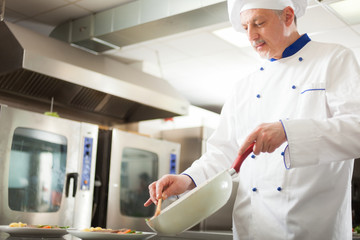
[228,0,308,32]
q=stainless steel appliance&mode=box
[104,129,180,231]
[0,105,98,229]
[0,21,189,126]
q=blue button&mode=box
[299,57,303,62]
[277,187,282,191]
[292,85,296,89]
[281,152,285,156]
[256,94,261,98]
[252,188,257,192]
[260,67,264,71]
[251,154,256,159]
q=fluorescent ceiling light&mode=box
[212,27,251,48]
[329,0,360,25]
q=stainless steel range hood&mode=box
[0,21,189,126]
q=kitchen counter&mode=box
[0,230,232,240]
[149,231,233,240]
[2,231,360,240]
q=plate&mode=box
[67,229,155,240]
[0,225,68,238]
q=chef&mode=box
[145,0,360,239]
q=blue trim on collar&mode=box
[270,34,311,61]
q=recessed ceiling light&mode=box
[329,0,360,25]
[212,27,251,48]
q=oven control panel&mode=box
[80,137,93,190]
[170,152,177,174]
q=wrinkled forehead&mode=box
[240,8,277,22]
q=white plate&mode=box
[67,229,155,240]
[0,225,68,238]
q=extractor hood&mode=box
[0,21,189,126]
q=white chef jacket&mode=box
[183,36,360,240]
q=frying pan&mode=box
[146,142,255,235]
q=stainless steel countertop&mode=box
[2,230,359,240]
[149,231,233,240]
[0,230,233,240]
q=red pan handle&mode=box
[231,142,255,173]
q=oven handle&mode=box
[65,173,79,198]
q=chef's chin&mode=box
[257,51,271,59]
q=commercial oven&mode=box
[0,105,98,229]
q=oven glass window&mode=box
[120,147,158,217]
[8,127,67,212]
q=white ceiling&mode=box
[3,0,360,114]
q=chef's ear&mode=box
[283,6,296,27]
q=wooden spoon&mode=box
[154,198,162,217]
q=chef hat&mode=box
[228,0,308,32]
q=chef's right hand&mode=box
[144,174,195,207]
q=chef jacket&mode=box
[183,34,360,240]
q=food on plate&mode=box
[9,222,27,228]
[82,227,110,232]
[8,222,69,229]
[82,227,141,234]
[34,225,69,229]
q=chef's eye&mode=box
[256,22,264,27]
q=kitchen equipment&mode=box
[0,21,189,126]
[160,126,236,232]
[0,105,98,229]
[146,143,255,235]
[93,129,180,231]
[154,198,162,217]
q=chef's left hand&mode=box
[239,122,287,156]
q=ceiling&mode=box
[2,0,360,114]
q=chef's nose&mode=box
[247,26,258,42]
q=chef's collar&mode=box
[270,33,311,62]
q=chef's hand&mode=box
[239,122,287,156]
[144,174,195,207]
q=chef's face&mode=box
[240,8,290,59]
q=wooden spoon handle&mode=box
[154,198,162,217]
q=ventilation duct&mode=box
[50,0,228,53]
[0,21,189,126]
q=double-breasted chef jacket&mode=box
[183,34,360,240]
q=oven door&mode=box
[106,129,180,231]
[0,105,97,227]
